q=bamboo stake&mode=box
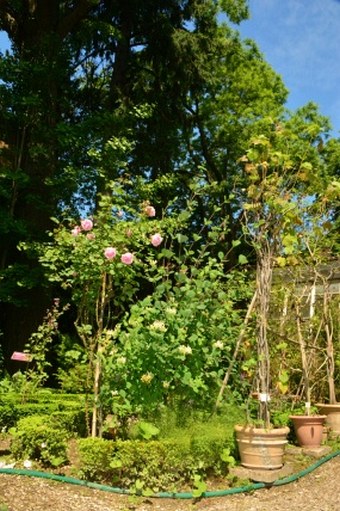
[214,290,257,412]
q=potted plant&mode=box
[314,263,340,436]
[228,119,332,467]
[288,290,326,448]
[233,132,297,469]
[289,227,340,439]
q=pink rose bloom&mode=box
[121,252,134,265]
[145,205,156,217]
[126,228,133,238]
[86,233,95,240]
[81,219,93,231]
[151,233,163,247]
[104,247,117,260]
[71,226,81,237]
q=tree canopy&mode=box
[0,0,339,370]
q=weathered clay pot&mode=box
[234,424,289,470]
[316,403,340,437]
[290,415,326,448]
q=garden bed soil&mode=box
[0,455,340,511]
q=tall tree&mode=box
[1,0,337,372]
[0,0,250,366]
[0,1,103,364]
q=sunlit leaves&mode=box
[238,254,248,265]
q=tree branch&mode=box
[57,0,99,39]
[0,1,17,37]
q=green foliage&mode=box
[0,403,17,431]
[0,388,86,433]
[129,421,160,440]
[192,474,207,498]
[1,0,337,444]
[23,299,69,388]
[153,401,246,444]
[10,415,69,467]
[77,436,233,491]
[27,177,253,432]
[0,372,41,404]
[76,406,240,491]
[1,0,339,395]
[101,263,250,416]
[34,179,194,353]
[55,335,90,394]
[77,438,116,483]
[238,113,339,424]
[31,179,215,435]
[57,363,90,395]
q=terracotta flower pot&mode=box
[290,415,326,448]
[234,424,289,470]
[316,403,340,436]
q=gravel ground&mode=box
[0,455,339,511]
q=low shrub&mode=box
[0,403,18,430]
[76,425,236,491]
[77,437,115,483]
[0,390,87,434]
[10,415,69,467]
[49,410,87,436]
[114,438,191,490]
[77,437,192,490]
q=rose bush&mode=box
[25,179,251,432]
[33,181,178,435]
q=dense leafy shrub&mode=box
[0,389,87,433]
[0,403,18,430]
[55,334,90,394]
[10,415,69,467]
[77,437,115,483]
[113,438,191,490]
[76,414,238,491]
[49,410,87,436]
[57,357,90,394]
[101,265,251,418]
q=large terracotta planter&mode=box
[234,424,289,470]
[316,404,340,436]
[290,415,326,448]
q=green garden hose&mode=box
[0,449,339,499]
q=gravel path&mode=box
[0,455,339,511]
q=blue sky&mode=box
[0,32,9,51]
[236,0,340,136]
[0,1,339,136]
